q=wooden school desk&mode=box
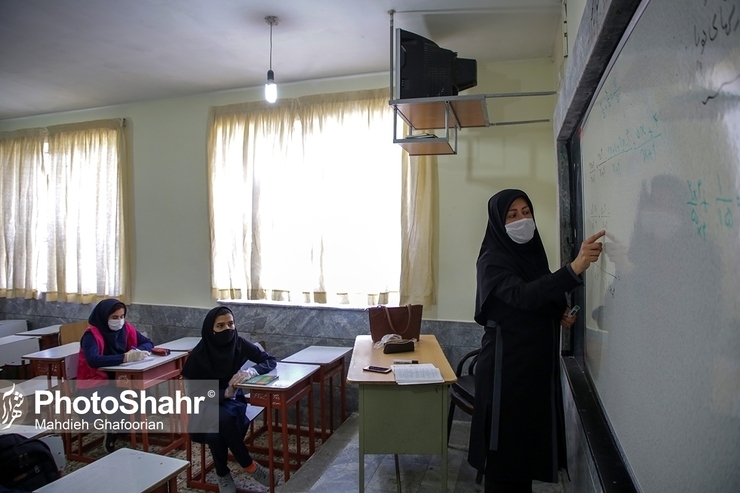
[23,342,81,457]
[0,334,40,378]
[157,337,200,352]
[346,335,456,493]
[24,342,79,381]
[99,351,188,454]
[235,361,319,492]
[36,448,188,493]
[281,345,352,442]
[0,319,28,337]
[157,336,200,365]
[17,324,61,350]
[0,375,61,422]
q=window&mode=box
[0,119,127,302]
[208,89,435,306]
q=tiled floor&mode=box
[279,415,565,493]
[60,416,565,493]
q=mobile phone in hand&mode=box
[363,365,391,374]
[568,305,580,317]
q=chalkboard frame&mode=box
[554,1,646,492]
[567,0,740,489]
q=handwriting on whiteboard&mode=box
[693,0,739,57]
[598,79,622,119]
[587,114,662,183]
[687,175,740,240]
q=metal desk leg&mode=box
[395,454,402,493]
[359,385,365,493]
[319,371,327,442]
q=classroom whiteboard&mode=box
[578,0,740,491]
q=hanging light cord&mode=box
[269,21,273,71]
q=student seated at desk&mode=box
[182,306,277,493]
[76,298,154,452]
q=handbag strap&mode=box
[383,304,412,335]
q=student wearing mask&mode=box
[182,306,277,493]
[469,189,604,492]
[76,298,154,452]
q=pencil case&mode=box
[382,340,415,354]
[152,347,170,356]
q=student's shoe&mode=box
[216,472,236,493]
[104,432,117,453]
[247,462,272,487]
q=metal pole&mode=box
[389,10,395,102]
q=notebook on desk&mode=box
[241,374,279,386]
[391,363,444,385]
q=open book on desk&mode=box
[391,363,444,385]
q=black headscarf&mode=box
[87,298,129,355]
[181,306,253,386]
[474,189,551,325]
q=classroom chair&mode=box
[59,320,89,345]
[447,347,483,484]
[185,404,266,492]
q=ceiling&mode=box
[0,0,562,121]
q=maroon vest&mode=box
[76,324,137,389]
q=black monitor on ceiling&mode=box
[394,28,477,100]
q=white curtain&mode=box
[44,119,127,303]
[401,154,437,307]
[208,88,437,305]
[0,129,46,299]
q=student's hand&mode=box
[124,349,148,363]
[560,308,576,328]
[224,386,236,399]
[571,230,606,275]
[229,368,258,387]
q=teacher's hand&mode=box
[560,308,576,328]
[571,230,605,275]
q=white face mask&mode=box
[505,218,536,244]
[108,318,125,331]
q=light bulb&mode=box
[265,69,277,103]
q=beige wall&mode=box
[429,58,559,321]
[0,61,558,322]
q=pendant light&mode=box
[265,16,278,103]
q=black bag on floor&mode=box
[0,433,58,491]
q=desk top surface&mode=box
[36,448,188,493]
[281,345,352,365]
[0,334,41,344]
[99,350,187,372]
[157,336,201,352]
[346,335,456,384]
[23,341,79,360]
[0,424,50,439]
[235,361,319,391]
[18,325,61,336]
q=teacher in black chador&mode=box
[470,189,604,493]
